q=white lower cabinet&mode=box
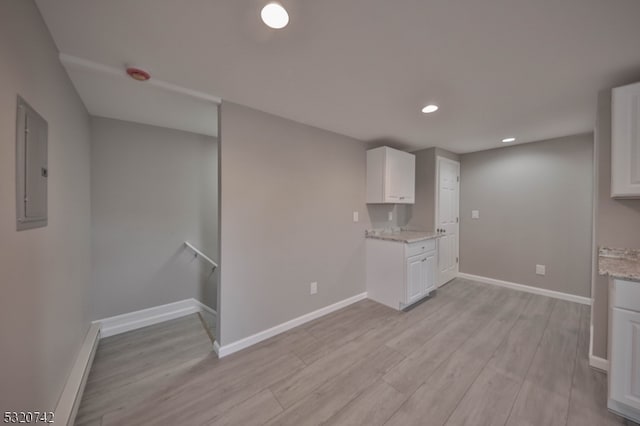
[609,279,640,422]
[406,255,424,305]
[424,252,436,294]
[366,238,437,310]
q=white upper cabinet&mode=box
[612,81,640,198]
[366,146,415,204]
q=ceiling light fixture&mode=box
[261,2,289,29]
[502,137,516,143]
[421,104,439,113]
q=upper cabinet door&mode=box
[612,81,640,198]
[385,148,415,203]
[366,146,415,204]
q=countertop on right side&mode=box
[365,229,443,244]
[599,247,640,282]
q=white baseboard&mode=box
[588,324,609,372]
[457,273,592,306]
[192,299,217,317]
[216,292,368,358]
[590,354,609,372]
[95,298,215,338]
[608,399,640,423]
[55,323,100,426]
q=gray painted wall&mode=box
[90,117,218,319]
[219,101,370,345]
[407,147,460,230]
[592,88,640,359]
[367,204,410,229]
[0,0,92,411]
[459,134,593,298]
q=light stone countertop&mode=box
[365,229,443,244]
[598,247,640,282]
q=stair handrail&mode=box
[184,241,218,271]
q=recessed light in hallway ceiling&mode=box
[261,2,289,29]
[502,137,516,143]
[421,104,439,114]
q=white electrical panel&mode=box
[16,96,48,231]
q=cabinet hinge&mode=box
[456,257,459,263]
[456,217,459,223]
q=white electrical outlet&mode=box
[310,282,318,295]
[388,211,393,221]
[536,264,546,276]
[471,210,480,219]
[353,211,359,222]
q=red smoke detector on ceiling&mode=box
[126,67,151,81]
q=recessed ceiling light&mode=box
[502,137,516,143]
[261,2,289,29]
[421,104,439,113]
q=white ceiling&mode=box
[59,55,219,137]
[37,0,640,153]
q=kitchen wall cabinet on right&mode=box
[612,81,640,198]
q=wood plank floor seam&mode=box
[196,311,216,344]
[563,306,585,426]
[502,298,557,426]
[438,293,535,426]
[380,290,530,425]
[320,347,409,425]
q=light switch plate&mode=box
[310,282,318,295]
[536,264,546,276]
[471,210,479,219]
[353,211,359,222]
[388,211,393,221]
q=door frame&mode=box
[434,156,460,286]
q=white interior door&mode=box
[436,157,460,287]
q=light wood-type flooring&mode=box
[75,278,639,426]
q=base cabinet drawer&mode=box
[406,239,436,258]
[612,279,640,312]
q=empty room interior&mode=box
[3,0,640,425]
